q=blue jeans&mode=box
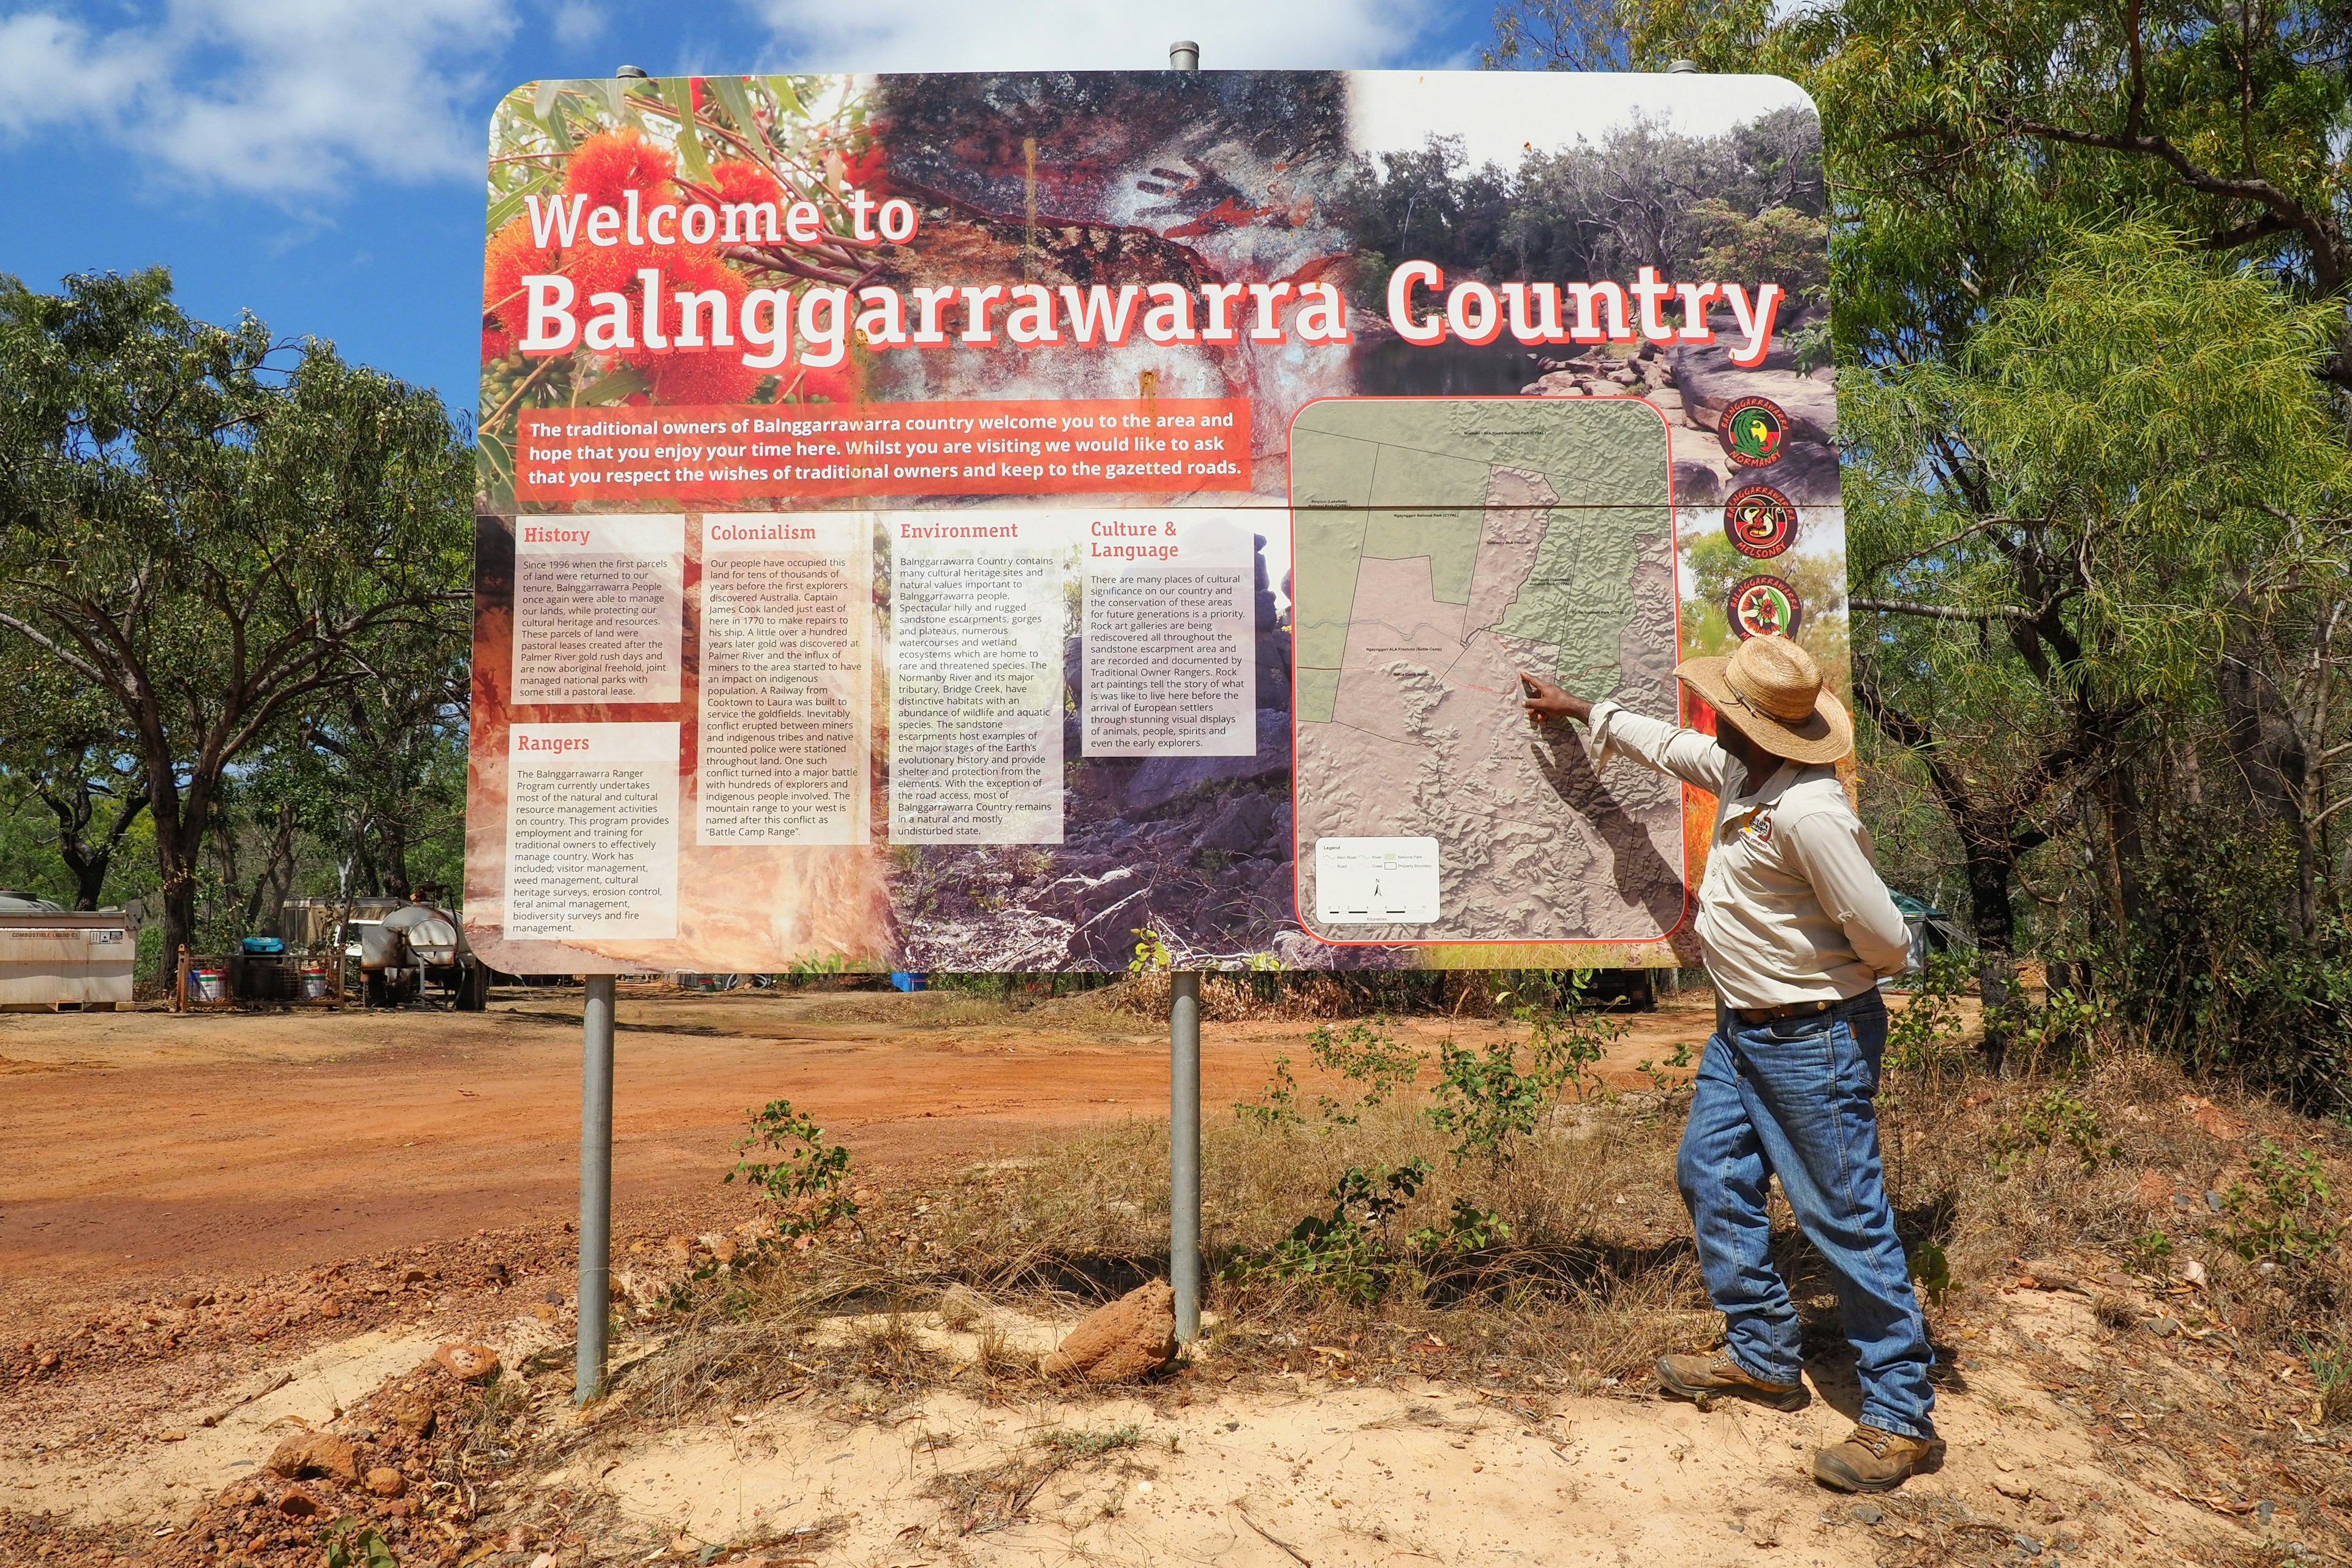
[1676,989,1936,1438]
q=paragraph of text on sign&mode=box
[514,398,1251,503]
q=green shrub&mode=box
[2218,1140,2340,1265]
[724,1099,856,1237]
[1986,1085,2119,1175]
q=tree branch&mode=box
[1851,596,2038,624]
[2005,115,2343,292]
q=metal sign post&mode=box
[1170,971,1202,1342]
[575,973,616,1401]
[1164,37,1204,1350]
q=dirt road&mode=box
[0,987,1717,1329]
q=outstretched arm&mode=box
[1526,669,1735,796]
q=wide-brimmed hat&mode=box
[1673,634,1853,765]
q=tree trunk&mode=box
[378,820,413,901]
[40,785,110,910]
[151,807,198,965]
[1959,834,2019,1074]
[241,803,300,936]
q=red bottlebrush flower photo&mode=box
[564,126,677,208]
[707,158,783,214]
[482,216,555,354]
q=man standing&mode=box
[1520,633,1939,1493]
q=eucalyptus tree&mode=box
[0,269,473,959]
[1484,0,2352,1075]
[0,650,146,910]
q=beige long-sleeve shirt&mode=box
[1587,699,1912,1008]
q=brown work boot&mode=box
[1812,1424,1945,1492]
[1654,1350,1808,1412]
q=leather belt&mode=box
[1732,997,1843,1027]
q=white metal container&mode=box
[0,912,136,1011]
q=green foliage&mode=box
[1235,1017,1428,1130]
[1330,106,1822,298]
[1907,1238,1952,1305]
[1226,1161,1430,1303]
[0,268,473,955]
[1410,1197,1513,1256]
[724,1099,856,1237]
[2297,1333,2352,1423]
[1306,1017,1427,1125]
[1427,1038,1561,1164]
[1039,1425,1144,1456]
[1128,929,1172,976]
[1490,0,2352,1104]
[2217,1140,2341,1267]
[1426,976,1620,1163]
[1886,952,1976,1078]
[322,1521,398,1568]
[1993,987,2111,1078]
[1987,1087,2119,1176]
[1234,1056,1305,1128]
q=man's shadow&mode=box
[1527,726,1689,937]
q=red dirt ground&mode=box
[0,986,1718,1337]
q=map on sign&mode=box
[1291,398,1688,945]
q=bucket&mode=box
[191,968,225,1004]
[300,963,328,1000]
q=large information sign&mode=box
[466,69,1849,974]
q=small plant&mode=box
[323,1521,398,1568]
[1411,1197,1513,1255]
[1514,973,1621,1104]
[1992,987,2111,1076]
[1986,1085,2118,1175]
[1427,1036,1559,1164]
[1907,1238,1953,1305]
[1128,929,1172,975]
[1425,973,1620,1164]
[1635,1042,1697,1098]
[1039,1425,1144,1456]
[2130,1228,2175,1264]
[2218,1140,2340,1265]
[1227,1160,1430,1302]
[2297,1333,2352,1424]
[1887,951,1973,1078]
[1234,1056,1304,1127]
[1236,1017,1425,1129]
[1306,1017,1427,1124]
[725,1099,856,1236]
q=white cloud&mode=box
[549,0,601,48]
[0,0,519,195]
[0,12,160,134]
[739,0,1444,72]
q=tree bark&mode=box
[38,776,147,911]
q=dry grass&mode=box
[923,1423,1152,1536]
[605,1011,2352,1562]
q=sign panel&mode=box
[466,69,1848,974]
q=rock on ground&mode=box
[432,1343,500,1382]
[266,1431,358,1484]
[1039,1281,1177,1382]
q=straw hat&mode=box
[1674,634,1853,765]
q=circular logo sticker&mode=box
[1728,575,1803,640]
[1724,484,1798,559]
[1721,396,1789,467]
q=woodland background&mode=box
[2,6,2348,1108]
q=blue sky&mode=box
[0,1,1499,428]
